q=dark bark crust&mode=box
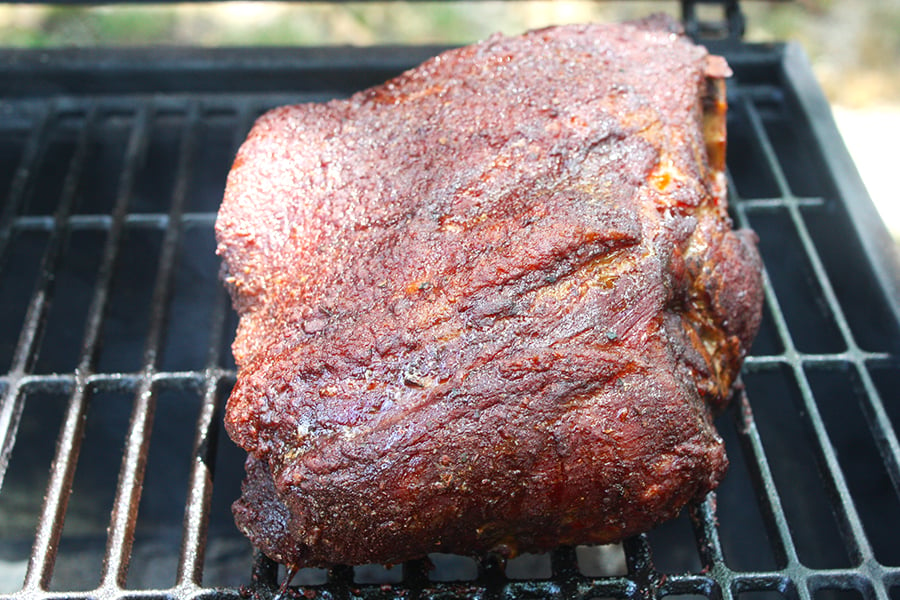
[216,16,764,568]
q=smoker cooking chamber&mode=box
[1,8,900,600]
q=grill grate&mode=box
[1,41,899,600]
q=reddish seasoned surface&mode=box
[216,16,763,568]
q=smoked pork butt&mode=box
[216,16,764,569]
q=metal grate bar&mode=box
[745,352,891,366]
[22,104,152,593]
[174,101,219,589]
[10,107,97,376]
[854,369,900,500]
[735,94,895,599]
[1,105,99,567]
[176,99,258,590]
[9,211,219,232]
[549,547,583,600]
[740,93,893,561]
[3,371,237,394]
[733,365,800,572]
[727,198,817,600]
[738,196,825,210]
[100,102,197,590]
[741,98,900,507]
[687,493,739,600]
[624,534,668,600]
[175,346,223,589]
[0,105,53,261]
[710,165,900,597]
[0,104,55,487]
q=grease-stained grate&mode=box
[0,41,898,600]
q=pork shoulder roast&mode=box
[215,15,764,569]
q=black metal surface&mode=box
[681,0,745,40]
[0,40,899,600]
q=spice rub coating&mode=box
[216,16,764,569]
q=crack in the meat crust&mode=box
[217,15,764,569]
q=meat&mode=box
[215,15,764,569]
